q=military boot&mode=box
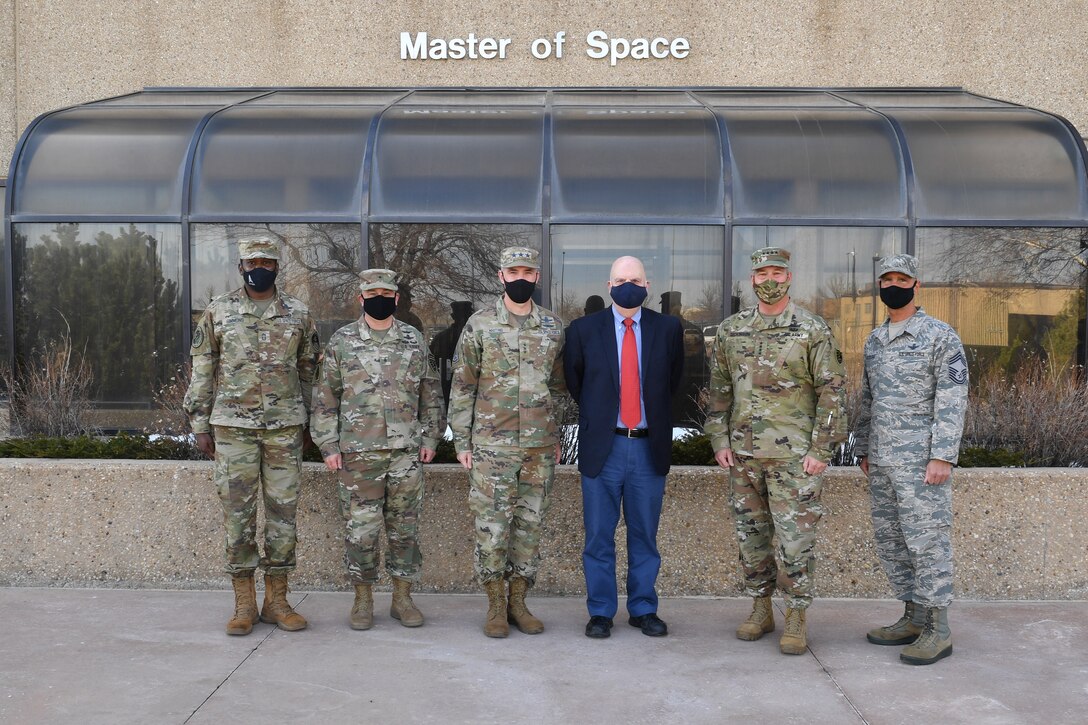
[867,600,923,645]
[226,574,259,636]
[779,607,808,655]
[260,573,308,631]
[483,580,509,638]
[349,583,374,631]
[736,596,775,641]
[507,576,544,635]
[390,578,424,628]
[900,607,952,665]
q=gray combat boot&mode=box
[867,600,923,645]
[736,596,775,641]
[900,606,952,665]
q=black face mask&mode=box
[879,284,916,310]
[243,267,277,293]
[362,295,397,320]
[503,278,536,304]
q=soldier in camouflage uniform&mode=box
[856,253,968,666]
[706,247,847,655]
[311,268,444,631]
[449,246,566,638]
[183,237,320,636]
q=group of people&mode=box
[183,237,967,668]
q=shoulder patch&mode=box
[191,327,204,350]
[948,350,968,385]
[835,349,843,364]
[311,331,320,346]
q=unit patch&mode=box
[191,327,204,350]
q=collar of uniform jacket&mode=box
[879,306,929,342]
[492,295,542,327]
[356,316,406,342]
[239,289,289,320]
[748,300,797,331]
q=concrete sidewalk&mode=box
[0,589,1084,725]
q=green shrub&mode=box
[957,446,1025,468]
[670,431,716,465]
[0,433,200,460]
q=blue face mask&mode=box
[243,267,277,293]
[610,281,648,309]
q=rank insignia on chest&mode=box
[260,331,271,343]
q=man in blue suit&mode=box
[564,256,685,638]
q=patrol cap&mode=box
[238,236,280,261]
[499,246,540,269]
[751,247,791,271]
[451,300,474,316]
[877,253,919,280]
[358,268,398,293]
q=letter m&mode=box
[401,32,428,60]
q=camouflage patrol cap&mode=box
[878,253,919,279]
[499,246,540,269]
[751,247,791,270]
[238,237,280,261]
[358,268,398,293]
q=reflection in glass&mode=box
[732,227,905,376]
[917,227,1087,375]
[550,225,725,426]
[190,224,363,345]
[369,224,542,406]
[13,223,183,416]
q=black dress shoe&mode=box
[585,615,614,639]
[628,613,668,637]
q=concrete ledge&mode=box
[0,461,1084,598]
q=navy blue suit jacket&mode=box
[564,307,685,478]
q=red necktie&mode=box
[621,318,642,429]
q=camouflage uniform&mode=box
[184,241,320,576]
[706,298,847,608]
[856,296,968,609]
[449,287,566,587]
[311,308,443,584]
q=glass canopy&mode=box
[7,88,1088,224]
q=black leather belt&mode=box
[614,427,649,438]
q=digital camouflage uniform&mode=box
[449,294,566,587]
[184,270,320,576]
[706,300,847,608]
[855,301,968,609]
[311,312,443,585]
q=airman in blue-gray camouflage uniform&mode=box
[856,253,968,666]
[706,247,846,655]
[183,236,319,636]
[449,246,566,638]
[311,268,444,631]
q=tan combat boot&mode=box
[507,576,544,635]
[483,580,509,638]
[390,578,424,628]
[260,573,308,631]
[867,601,923,646]
[349,583,374,631]
[226,574,259,636]
[779,607,808,655]
[736,596,775,641]
[900,607,952,665]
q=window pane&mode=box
[552,108,723,219]
[92,91,265,106]
[371,108,544,218]
[732,227,906,375]
[890,109,1088,221]
[694,91,855,108]
[191,106,378,216]
[551,225,725,427]
[14,107,208,216]
[836,92,1011,108]
[917,227,1087,374]
[552,92,699,106]
[721,108,906,219]
[247,91,406,106]
[13,222,183,425]
[399,92,545,106]
[369,223,541,407]
[190,223,363,344]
